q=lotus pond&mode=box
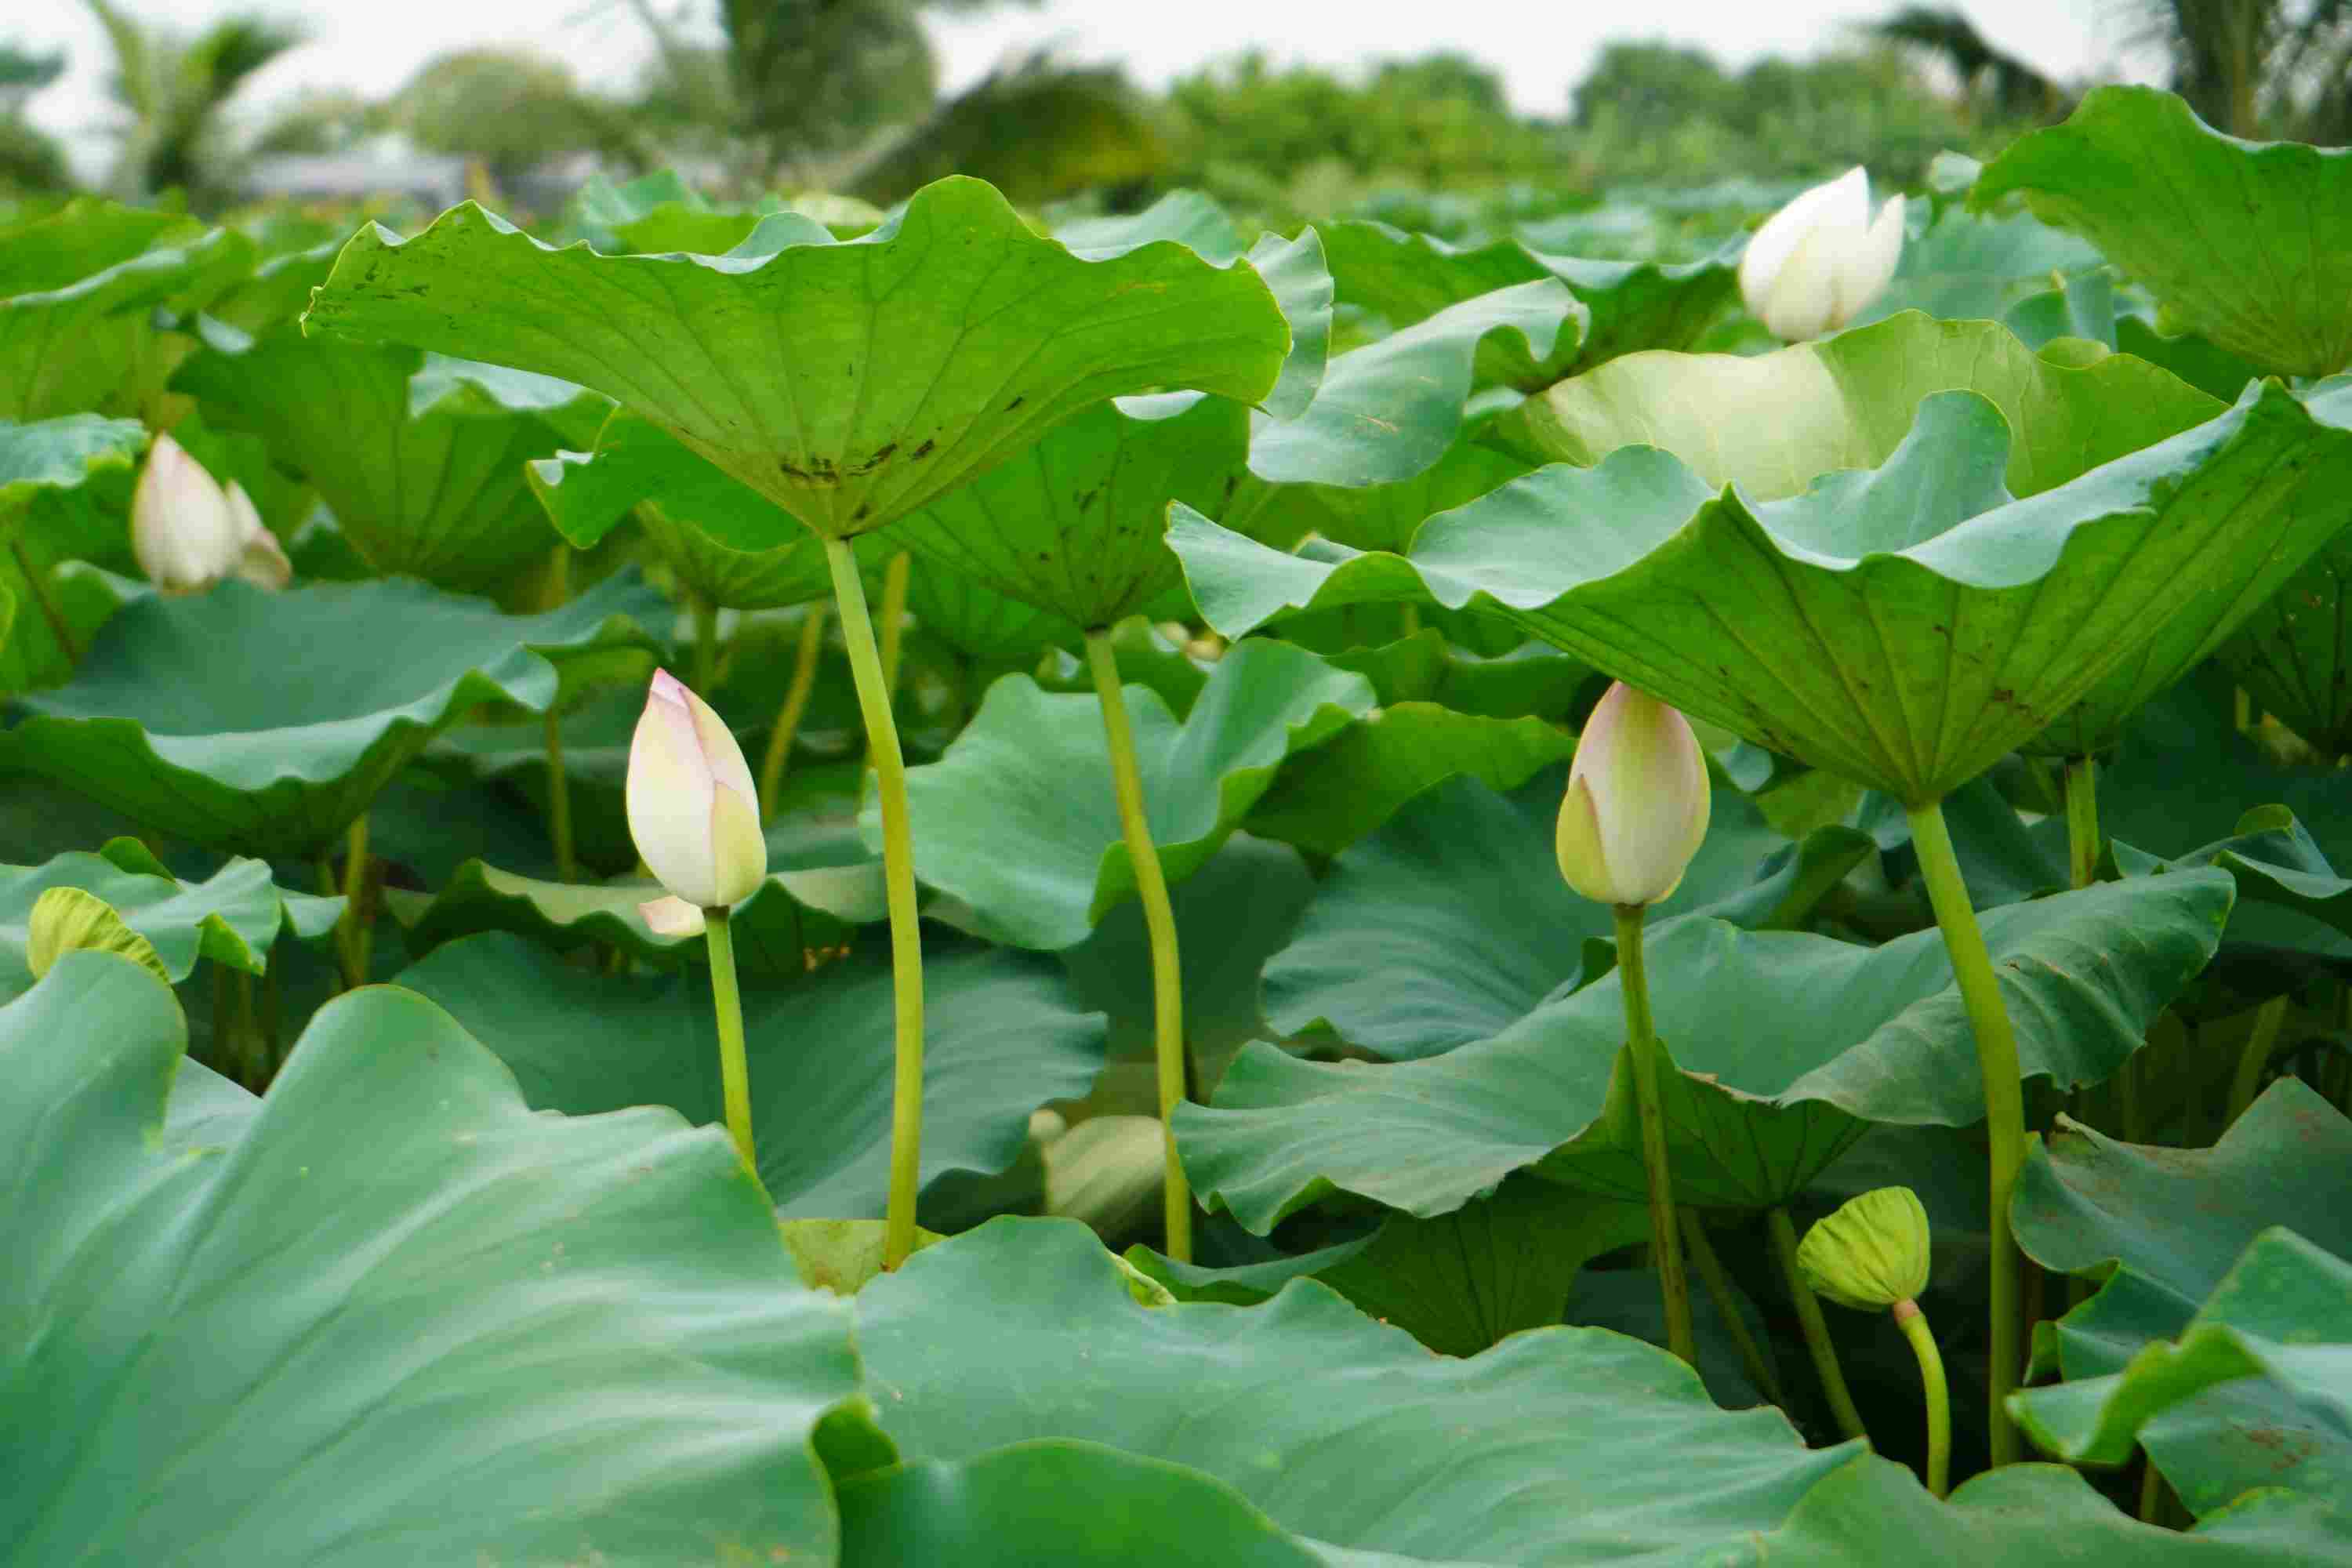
[3,84,2350,1566]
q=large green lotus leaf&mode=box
[887,639,1375,949]
[0,842,340,999]
[395,930,1104,1221]
[0,573,662,856]
[304,176,1290,540]
[1753,1454,2351,1566]
[1323,627,1592,718]
[1181,872,2234,1231]
[171,321,600,593]
[849,1216,1859,1566]
[0,951,866,1565]
[0,416,147,689]
[1239,702,1577,856]
[1229,426,1534,557]
[0,205,253,421]
[901,552,1087,664]
[1854,204,2103,328]
[2016,1082,2352,1373]
[0,413,147,512]
[1247,278,1577,488]
[2002,267,2262,406]
[525,408,843,609]
[2011,1083,2352,1514]
[837,1442,1326,1568]
[2216,521,2352,757]
[2107,807,2352,959]
[1501,314,2221,496]
[1261,763,1871,1061]
[1132,1176,1650,1359]
[383,858,884,975]
[1057,833,1314,1096]
[1321,220,1737,389]
[1973,85,2352,378]
[2012,1229,2352,1503]
[888,390,1251,628]
[1174,377,2352,799]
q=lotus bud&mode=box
[1738,167,1906,341]
[131,433,241,594]
[223,480,292,590]
[1555,681,1711,907]
[626,668,766,911]
[1798,1186,1932,1312]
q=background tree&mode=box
[82,0,306,201]
[0,42,71,193]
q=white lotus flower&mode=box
[1738,168,1906,342]
[223,480,292,590]
[626,668,767,913]
[131,434,290,593]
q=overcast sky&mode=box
[19,0,2161,179]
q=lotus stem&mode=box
[1893,1298,1951,1498]
[1680,1208,1784,1403]
[1399,602,1422,639]
[2062,754,2100,889]
[702,904,756,1176]
[2225,994,2292,1127]
[545,706,575,882]
[877,550,912,700]
[339,813,372,989]
[1085,626,1193,1262]
[1613,904,1695,1367]
[9,536,78,666]
[1768,1206,1869,1443]
[757,604,829,825]
[542,542,572,610]
[691,593,720,694]
[1905,797,2027,1466]
[826,536,925,1269]
[261,941,281,1062]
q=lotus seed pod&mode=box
[1797,1186,1931,1311]
[27,886,171,986]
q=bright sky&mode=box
[19,0,2161,180]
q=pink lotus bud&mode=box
[1738,167,1905,341]
[1555,682,1711,907]
[625,669,766,910]
[130,434,240,594]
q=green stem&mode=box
[2063,754,2100,889]
[757,604,829,825]
[234,968,258,1088]
[1906,797,2027,1466]
[1680,1208,1784,1403]
[211,960,233,1068]
[1398,602,1423,639]
[1087,627,1192,1262]
[827,537,924,1269]
[545,706,575,883]
[702,906,756,1176]
[1769,1206,1869,1442]
[2138,1453,2168,1524]
[1613,903,1694,1367]
[2225,994,2292,1127]
[877,549,912,701]
[9,535,79,666]
[1895,1298,1951,1498]
[691,593,720,694]
[261,940,281,1064]
[339,814,372,989]
[542,542,572,610]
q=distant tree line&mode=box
[6,1,2350,216]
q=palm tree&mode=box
[84,0,307,201]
